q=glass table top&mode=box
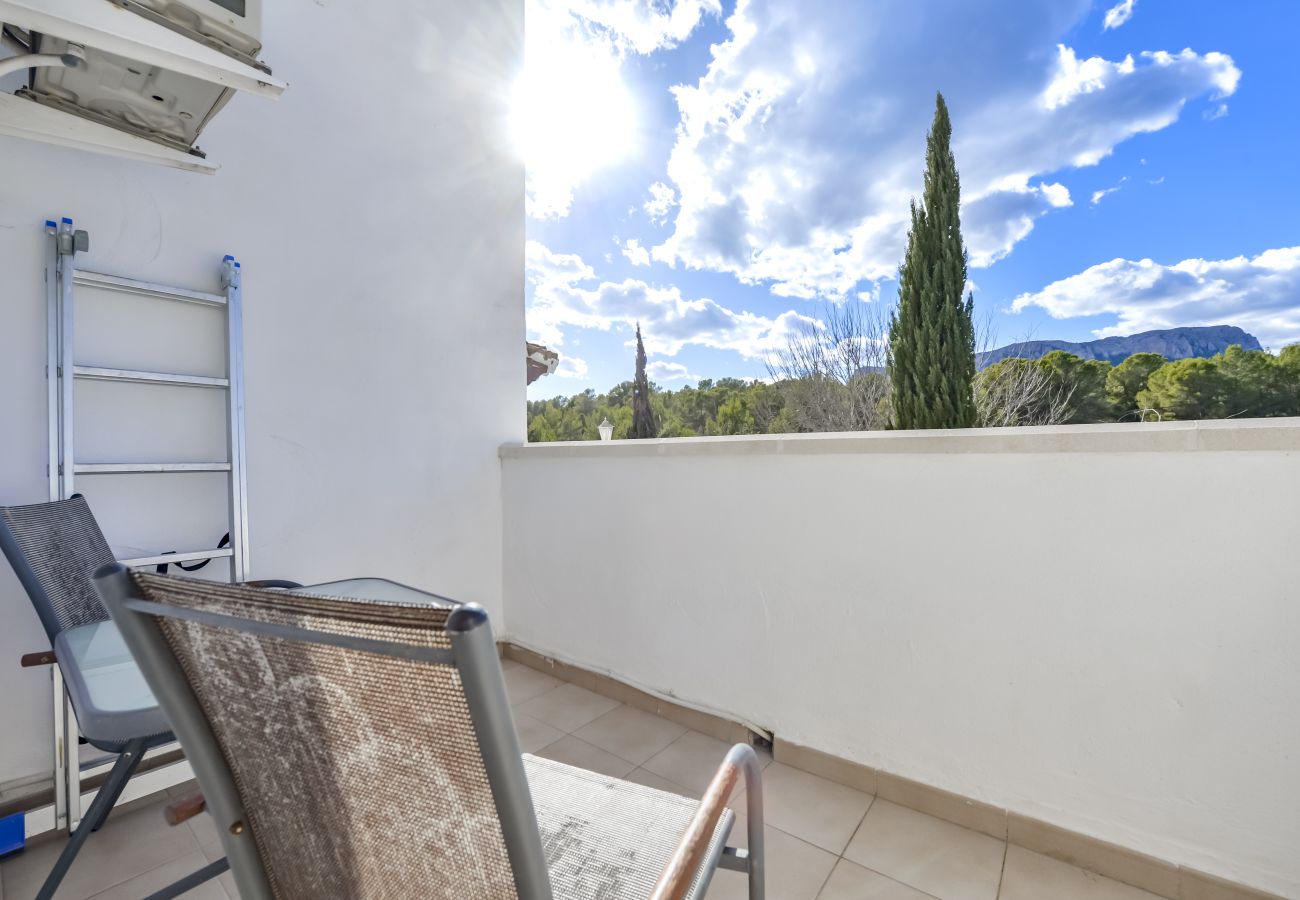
[293,577,456,607]
[56,577,454,717]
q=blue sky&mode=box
[521,0,1300,397]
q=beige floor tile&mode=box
[761,762,874,854]
[706,814,838,900]
[573,705,689,765]
[515,683,620,732]
[999,845,1165,900]
[534,735,638,779]
[642,730,748,794]
[504,664,564,706]
[512,712,567,753]
[185,811,233,866]
[1,797,203,900]
[622,766,749,817]
[843,799,1005,900]
[623,767,694,796]
[817,858,938,900]
[85,849,226,900]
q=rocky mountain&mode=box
[977,325,1263,369]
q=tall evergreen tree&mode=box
[631,323,657,439]
[888,93,977,429]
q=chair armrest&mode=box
[650,743,765,900]
[164,791,207,826]
[20,649,56,667]
[240,579,303,589]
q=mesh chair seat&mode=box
[53,627,173,750]
[525,755,732,900]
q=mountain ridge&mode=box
[977,325,1263,369]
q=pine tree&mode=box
[631,323,657,439]
[888,93,977,429]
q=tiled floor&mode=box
[0,658,1165,900]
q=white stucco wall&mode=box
[500,421,1300,896]
[0,0,523,787]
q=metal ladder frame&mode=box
[44,216,249,832]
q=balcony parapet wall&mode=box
[501,417,1300,459]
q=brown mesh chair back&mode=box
[97,568,552,900]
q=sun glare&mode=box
[511,21,638,204]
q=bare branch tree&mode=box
[767,301,892,432]
[971,319,1075,427]
[974,357,1074,427]
[770,303,1072,431]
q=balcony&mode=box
[3,644,1276,900]
[0,1,1297,900]
[3,421,1295,899]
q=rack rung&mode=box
[73,366,229,389]
[75,462,231,474]
[73,270,226,307]
[119,548,234,567]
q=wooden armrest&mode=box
[650,744,760,900]
[164,791,207,826]
[21,650,56,667]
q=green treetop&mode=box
[1106,353,1166,418]
[888,92,977,429]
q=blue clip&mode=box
[234,262,241,268]
[223,254,234,261]
[61,217,73,225]
[0,812,24,857]
[45,220,56,228]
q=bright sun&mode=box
[511,19,637,210]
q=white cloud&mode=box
[965,181,1072,268]
[647,360,699,382]
[644,181,678,225]
[651,0,1240,299]
[1090,177,1127,205]
[1102,0,1137,31]
[622,238,651,266]
[1011,247,1300,349]
[555,355,590,378]
[527,240,817,358]
[563,0,722,55]
[520,1,719,219]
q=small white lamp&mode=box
[597,417,614,441]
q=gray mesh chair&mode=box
[0,496,175,900]
[96,567,766,899]
[0,496,284,899]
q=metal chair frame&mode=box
[96,565,765,899]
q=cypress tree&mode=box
[631,323,657,439]
[888,92,977,429]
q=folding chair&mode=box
[0,495,286,899]
[97,567,766,899]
